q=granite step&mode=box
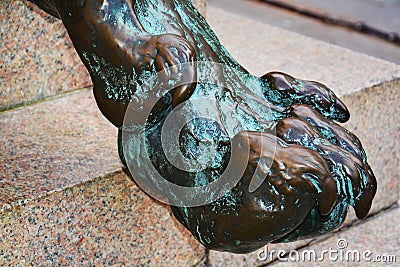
[1,5,400,267]
[0,0,91,112]
[0,89,206,266]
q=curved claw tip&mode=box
[318,179,337,216]
[318,195,337,216]
[355,166,377,219]
[355,193,373,219]
[334,98,350,123]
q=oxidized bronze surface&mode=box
[28,0,376,254]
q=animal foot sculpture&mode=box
[29,0,377,254]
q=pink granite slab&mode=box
[0,0,91,111]
[0,89,120,211]
[0,171,206,266]
[341,80,400,221]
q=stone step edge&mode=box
[0,86,93,114]
[340,75,400,98]
[1,76,396,214]
[0,170,206,266]
[0,167,121,215]
[0,69,397,115]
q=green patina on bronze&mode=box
[29,0,376,254]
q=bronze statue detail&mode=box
[28,0,376,254]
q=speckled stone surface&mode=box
[0,171,205,266]
[341,79,400,219]
[0,0,205,111]
[207,7,400,94]
[208,241,310,267]
[0,0,91,111]
[272,206,400,266]
[0,89,120,212]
